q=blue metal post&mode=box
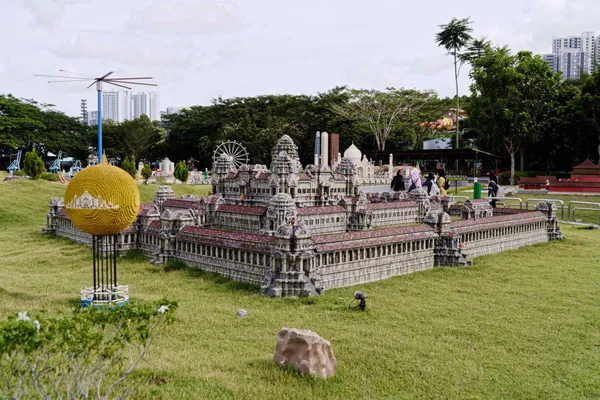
[97,84,102,159]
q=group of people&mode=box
[390,168,449,196]
[391,168,501,208]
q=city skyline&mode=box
[542,31,599,80]
[85,90,160,124]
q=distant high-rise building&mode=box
[542,54,557,71]
[166,106,181,115]
[543,31,598,80]
[132,92,159,120]
[149,92,159,121]
[81,99,88,125]
[88,111,98,126]
[101,91,131,123]
[132,93,148,119]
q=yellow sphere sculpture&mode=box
[65,156,140,235]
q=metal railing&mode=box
[449,195,469,204]
[571,207,600,224]
[525,198,565,220]
[568,201,600,223]
[488,197,523,209]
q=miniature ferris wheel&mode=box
[212,140,249,168]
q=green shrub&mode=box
[13,170,26,176]
[141,164,153,183]
[174,160,189,183]
[0,299,177,399]
[120,155,137,179]
[23,149,45,179]
[40,173,58,182]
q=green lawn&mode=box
[1,178,600,399]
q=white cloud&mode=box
[403,54,450,77]
[490,0,600,52]
[58,32,191,68]
[130,0,244,35]
[22,0,88,28]
[344,63,404,91]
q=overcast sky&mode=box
[1,0,598,117]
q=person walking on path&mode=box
[408,167,422,192]
[422,172,440,196]
[391,170,405,192]
[437,169,449,196]
[487,171,499,208]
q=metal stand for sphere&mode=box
[80,235,129,308]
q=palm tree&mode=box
[459,37,491,64]
[435,17,473,149]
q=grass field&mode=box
[1,176,600,399]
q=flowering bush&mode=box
[0,299,177,400]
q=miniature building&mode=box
[159,158,175,177]
[332,143,394,185]
[44,135,565,297]
[519,159,600,193]
[461,198,493,220]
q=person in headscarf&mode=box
[422,172,440,196]
[408,167,422,192]
[437,168,448,196]
[390,169,405,192]
[487,171,499,208]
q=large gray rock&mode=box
[273,328,337,378]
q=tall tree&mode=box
[580,68,600,162]
[331,88,436,151]
[0,95,45,150]
[469,47,561,184]
[410,96,455,150]
[104,115,164,162]
[459,37,491,64]
[435,17,473,149]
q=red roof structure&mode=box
[572,159,600,173]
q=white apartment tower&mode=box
[132,92,159,121]
[88,111,98,126]
[544,31,598,80]
[101,91,131,123]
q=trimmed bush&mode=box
[40,173,58,182]
[23,149,45,180]
[174,161,189,184]
[141,164,152,184]
[120,156,137,179]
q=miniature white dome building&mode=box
[343,144,362,164]
[335,143,394,182]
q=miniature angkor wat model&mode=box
[44,135,564,297]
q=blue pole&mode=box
[97,86,102,160]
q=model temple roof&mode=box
[217,204,267,215]
[297,206,346,215]
[572,159,600,170]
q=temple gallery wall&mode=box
[43,135,564,297]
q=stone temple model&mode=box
[44,135,564,297]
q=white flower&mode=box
[33,320,40,331]
[16,312,31,322]
[157,305,169,314]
